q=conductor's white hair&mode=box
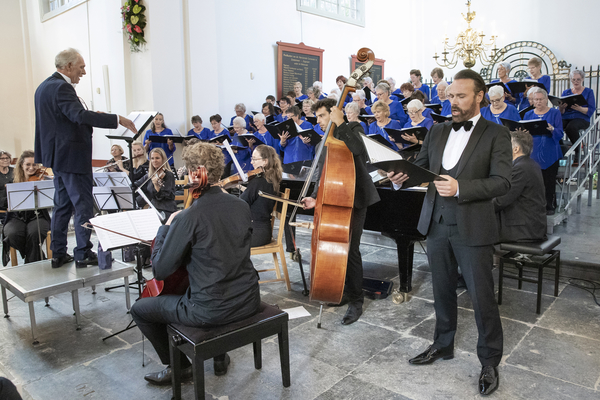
[488,85,505,98]
[55,48,81,69]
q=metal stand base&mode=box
[317,304,323,329]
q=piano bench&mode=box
[167,302,290,400]
[497,235,561,314]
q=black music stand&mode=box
[6,180,55,262]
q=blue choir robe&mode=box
[524,108,563,170]
[230,114,254,132]
[188,127,211,141]
[415,84,430,102]
[368,120,402,151]
[430,96,441,104]
[359,121,368,133]
[403,117,433,131]
[441,99,452,116]
[319,93,328,100]
[480,104,520,125]
[431,83,443,101]
[209,129,233,165]
[561,87,596,123]
[422,108,433,120]
[314,123,325,136]
[144,128,176,165]
[343,93,353,107]
[518,75,551,111]
[252,130,277,149]
[490,79,518,106]
[274,113,285,123]
[388,101,408,125]
[296,94,308,101]
[230,134,252,172]
[279,136,314,164]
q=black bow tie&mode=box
[452,120,474,131]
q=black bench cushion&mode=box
[500,235,561,256]
[170,302,287,344]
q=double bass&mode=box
[294,48,376,316]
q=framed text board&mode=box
[277,41,324,99]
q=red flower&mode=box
[134,25,142,33]
[126,24,132,33]
[134,0,139,2]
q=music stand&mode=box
[6,180,55,262]
[93,173,134,212]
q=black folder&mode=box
[391,93,405,100]
[424,103,442,114]
[518,105,534,120]
[236,133,264,147]
[208,134,231,144]
[305,116,318,125]
[366,134,397,150]
[499,118,550,136]
[548,94,588,109]
[385,127,428,146]
[398,143,422,163]
[485,81,510,94]
[145,134,188,144]
[364,86,373,102]
[297,129,322,146]
[506,80,546,94]
[358,114,376,123]
[370,159,446,188]
[265,119,298,140]
[430,112,452,123]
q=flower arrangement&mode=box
[121,0,147,52]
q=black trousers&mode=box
[541,160,560,211]
[4,218,50,263]
[344,207,368,302]
[426,219,503,367]
[283,212,296,253]
[563,119,589,158]
[251,223,272,248]
[0,377,22,400]
[131,295,223,367]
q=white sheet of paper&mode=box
[90,209,161,250]
[111,111,157,138]
[281,306,311,320]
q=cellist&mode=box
[130,142,260,386]
[301,98,380,325]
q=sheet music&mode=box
[90,209,161,250]
[223,139,247,182]
[111,111,157,137]
[93,187,135,210]
[94,172,131,187]
[6,180,55,211]
[360,133,403,164]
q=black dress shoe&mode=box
[51,254,74,269]
[214,353,230,376]
[408,344,454,365]
[479,366,499,395]
[144,365,193,386]
[76,251,98,268]
[341,301,363,325]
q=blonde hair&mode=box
[148,148,168,177]
[371,100,390,117]
[132,142,146,168]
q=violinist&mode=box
[135,148,177,222]
[301,98,380,326]
[104,144,129,173]
[0,150,13,213]
[240,145,282,247]
[130,142,260,385]
[2,151,51,265]
[130,142,150,182]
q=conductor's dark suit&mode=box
[34,72,118,260]
[414,116,512,367]
[493,155,547,243]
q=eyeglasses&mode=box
[571,78,583,83]
[0,157,10,161]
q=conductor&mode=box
[34,48,137,268]
[389,69,512,395]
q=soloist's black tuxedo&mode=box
[414,116,512,367]
[493,155,547,243]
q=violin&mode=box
[216,166,264,190]
[28,166,53,181]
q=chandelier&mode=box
[433,1,499,69]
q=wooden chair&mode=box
[175,175,189,209]
[10,230,52,266]
[251,188,291,291]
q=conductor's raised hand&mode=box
[330,107,345,125]
[434,175,458,197]
[166,210,182,226]
[119,115,137,134]
[301,197,316,210]
[387,171,409,186]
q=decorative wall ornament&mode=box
[121,0,147,52]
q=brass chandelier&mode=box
[433,1,499,69]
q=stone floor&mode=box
[1,194,600,399]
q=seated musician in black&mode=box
[130,142,261,386]
[240,145,283,247]
[301,98,380,325]
[493,129,547,242]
